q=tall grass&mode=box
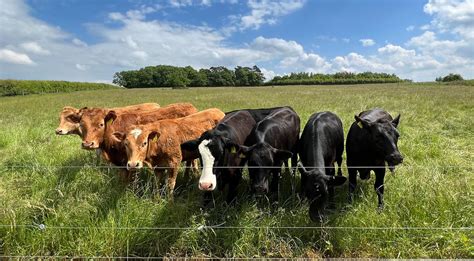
[0,84,472,258]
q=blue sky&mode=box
[0,0,473,82]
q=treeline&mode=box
[113,65,265,88]
[435,73,463,82]
[0,80,117,97]
[266,71,405,85]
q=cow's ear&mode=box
[275,149,292,160]
[148,131,160,143]
[62,106,77,112]
[225,142,252,158]
[392,114,400,128]
[354,115,371,129]
[224,141,240,154]
[104,111,118,127]
[66,113,81,123]
[298,162,308,175]
[328,175,347,186]
[181,139,200,152]
[112,132,126,143]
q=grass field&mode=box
[0,83,472,258]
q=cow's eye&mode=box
[99,123,104,127]
[143,141,147,146]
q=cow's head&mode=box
[232,142,292,194]
[181,130,233,191]
[298,163,346,222]
[56,106,81,135]
[355,114,403,171]
[113,127,156,170]
[79,108,107,150]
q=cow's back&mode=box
[217,110,257,144]
[253,107,300,150]
[112,103,160,113]
[300,111,343,167]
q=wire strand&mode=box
[0,224,471,231]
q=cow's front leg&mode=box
[374,167,386,210]
[167,161,180,197]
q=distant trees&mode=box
[266,71,404,85]
[436,73,464,82]
[113,65,265,88]
[113,65,408,88]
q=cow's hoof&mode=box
[377,204,384,212]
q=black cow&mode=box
[298,111,346,222]
[181,110,257,203]
[232,107,300,195]
[346,108,403,209]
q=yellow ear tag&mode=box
[239,153,246,159]
[152,135,158,142]
[357,121,363,129]
[230,146,237,154]
[106,118,113,126]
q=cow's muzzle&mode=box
[127,161,143,170]
[82,141,97,149]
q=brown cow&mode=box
[56,106,82,136]
[113,108,225,194]
[55,103,160,137]
[100,103,199,179]
[79,103,162,149]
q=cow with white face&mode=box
[181,110,257,203]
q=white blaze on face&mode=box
[130,128,142,139]
[198,139,217,191]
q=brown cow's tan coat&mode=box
[56,103,160,137]
[101,103,199,179]
[118,108,225,194]
[79,103,161,149]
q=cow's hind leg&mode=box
[348,166,357,203]
[336,155,343,177]
[374,167,386,210]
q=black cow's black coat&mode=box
[346,108,403,209]
[298,111,346,222]
[235,107,300,195]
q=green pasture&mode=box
[0,83,472,258]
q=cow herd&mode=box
[56,103,403,222]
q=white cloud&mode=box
[332,52,393,72]
[0,49,35,65]
[359,38,375,47]
[72,38,88,47]
[259,67,276,81]
[238,0,306,30]
[20,42,50,55]
[406,25,415,31]
[75,63,87,71]
[1,0,473,83]
[424,0,474,39]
